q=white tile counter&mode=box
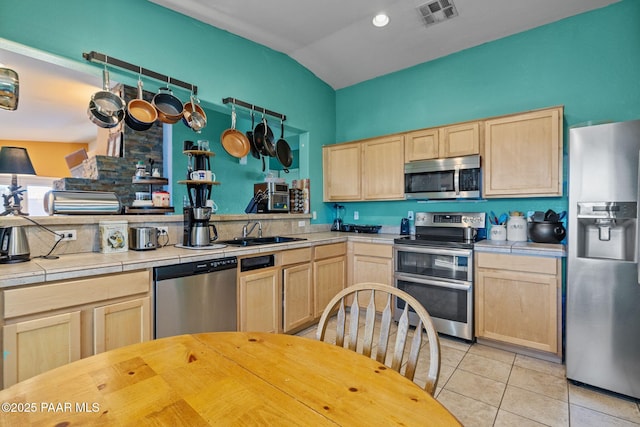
[474,239,566,258]
[0,232,399,288]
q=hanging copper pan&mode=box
[221,108,250,158]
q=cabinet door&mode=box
[351,254,393,309]
[439,121,481,158]
[362,135,405,200]
[323,143,361,201]
[3,311,81,387]
[483,107,563,197]
[282,263,314,333]
[239,268,280,333]
[475,268,559,354]
[94,297,151,354]
[405,128,439,162]
[313,256,347,318]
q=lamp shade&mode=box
[0,146,36,175]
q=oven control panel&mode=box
[415,212,486,228]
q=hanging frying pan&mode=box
[220,107,250,158]
[183,92,207,132]
[153,87,183,124]
[88,68,125,128]
[275,120,293,173]
[125,78,157,131]
[254,115,276,157]
[247,109,260,159]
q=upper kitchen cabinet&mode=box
[323,135,404,202]
[483,107,563,197]
[404,122,481,162]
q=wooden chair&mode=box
[316,282,441,395]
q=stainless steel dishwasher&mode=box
[154,256,238,338]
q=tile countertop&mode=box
[0,232,398,289]
[474,239,566,258]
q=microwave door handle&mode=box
[454,169,460,196]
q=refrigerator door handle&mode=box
[637,150,640,284]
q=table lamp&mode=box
[0,146,36,215]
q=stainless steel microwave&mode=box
[404,155,481,200]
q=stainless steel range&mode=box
[394,211,486,341]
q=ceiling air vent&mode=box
[417,0,458,27]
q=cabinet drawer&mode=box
[279,247,312,266]
[352,242,392,258]
[4,270,150,319]
[476,252,558,275]
[314,243,346,260]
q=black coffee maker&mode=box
[183,207,218,247]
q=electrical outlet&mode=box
[312,211,317,220]
[157,226,169,236]
[354,211,359,220]
[55,229,77,242]
[298,220,305,227]
[407,211,414,221]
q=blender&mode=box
[331,204,345,231]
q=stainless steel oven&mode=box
[393,212,485,341]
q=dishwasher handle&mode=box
[154,256,237,281]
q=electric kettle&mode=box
[0,226,30,263]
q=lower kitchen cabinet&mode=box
[94,297,151,353]
[238,267,281,333]
[1,270,151,388]
[3,311,81,387]
[281,248,314,333]
[313,243,347,317]
[349,242,394,309]
[475,252,561,359]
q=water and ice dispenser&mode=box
[576,202,636,261]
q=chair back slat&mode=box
[362,291,377,358]
[316,282,441,395]
[375,293,393,364]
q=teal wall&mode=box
[0,0,334,217]
[2,0,639,226]
[334,0,640,230]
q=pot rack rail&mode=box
[222,97,286,122]
[82,51,198,95]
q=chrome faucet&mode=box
[242,221,262,238]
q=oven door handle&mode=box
[394,245,473,257]
[395,273,472,291]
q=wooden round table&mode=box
[0,332,460,426]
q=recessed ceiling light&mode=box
[372,13,389,27]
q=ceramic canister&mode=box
[506,215,527,241]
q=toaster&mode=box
[129,227,158,251]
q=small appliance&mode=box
[183,207,218,247]
[331,204,345,231]
[254,182,289,212]
[129,227,159,251]
[404,154,481,200]
[0,226,30,263]
[400,218,410,235]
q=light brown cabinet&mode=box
[475,252,561,359]
[483,107,563,197]
[405,122,481,162]
[313,243,347,317]
[349,242,394,309]
[323,135,404,202]
[281,248,314,333]
[1,270,151,387]
[238,266,281,333]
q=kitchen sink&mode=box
[218,236,307,246]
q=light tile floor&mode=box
[297,322,640,426]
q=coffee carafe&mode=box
[183,207,218,247]
[331,204,345,232]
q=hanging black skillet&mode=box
[247,109,260,159]
[275,119,292,173]
[254,115,276,157]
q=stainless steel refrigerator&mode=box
[567,119,640,399]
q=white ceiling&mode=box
[0,0,620,143]
[149,0,620,89]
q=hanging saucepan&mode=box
[221,107,250,158]
[254,115,276,157]
[247,109,260,160]
[125,78,157,131]
[152,86,183,124]
[88,68,125,128]
[275,120,293,173]
[182,91,207,132]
